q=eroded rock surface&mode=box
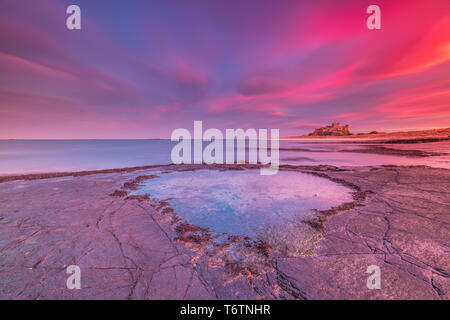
[276,166,449,299]
[0,165,448,299]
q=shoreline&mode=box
[280,136,450,144]
[1,140,449,181]
[1,138,448,178]
[1,161,449,183]
[281,127,450,142]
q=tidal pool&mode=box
[132,169,354,255]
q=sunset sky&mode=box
[1,0,449,139]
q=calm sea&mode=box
[0,139,449,175]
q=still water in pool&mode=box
[131,169,353,254]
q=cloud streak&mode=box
[0,0,449,138]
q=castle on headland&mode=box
[308,122,351,136]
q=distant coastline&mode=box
[281,127,450,143]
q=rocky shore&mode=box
[0,164,448,299]
[283,127,450,141]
